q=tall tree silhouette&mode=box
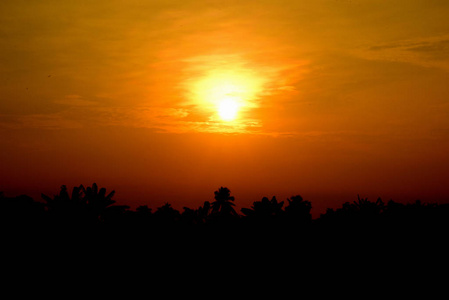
[211,187,238,218]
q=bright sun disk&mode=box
[218,98,239,121]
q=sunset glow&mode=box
[1,1,449,218]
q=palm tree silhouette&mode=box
[83,183,123,222]
[41,185,87,224]
[353,195,384,216]
[211,187,238,218]
[41,183,128,225]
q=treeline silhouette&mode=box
[2,183,448,242]
[3,182,449,281]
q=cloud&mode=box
[369,37,449,55]
[14,113,84,130]
[0,104,275,135]
[360,35,449,70]
[53,95,98,107]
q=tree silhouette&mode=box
[240,196,285,240]
[241,196,284,220]
[135,205,152,217]
[353,195,384,216]
[197,201,211,223]
[83,183,129,223]
[154,203,180,225]
[181,201,211,226]
[84,183,115,211]
[211,187,238,218]
[41,183,128,226]
[123,205,153,231]
[181,206,195,221]
[318,195,385,229]
[0,193,45,228]
[41,185,87,225]
[284,195,312,226]
[3,182,448,250]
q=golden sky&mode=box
[1,0,449,215]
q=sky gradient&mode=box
[1,0,449,216]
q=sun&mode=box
[218,97,239,121]
[187,65,266,125]
[205,80,244,122]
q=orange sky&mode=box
[1,1,449,216]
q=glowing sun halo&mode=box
[188,66,265,125]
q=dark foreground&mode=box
[1,184,448,294]
[2,184,448,251]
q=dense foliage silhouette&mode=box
[2,183,449,288]
[1,183,449,250]
[40,183,129,229]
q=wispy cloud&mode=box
[53,95,98,107]
[359,35,449,70]
[14,113,84,130]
